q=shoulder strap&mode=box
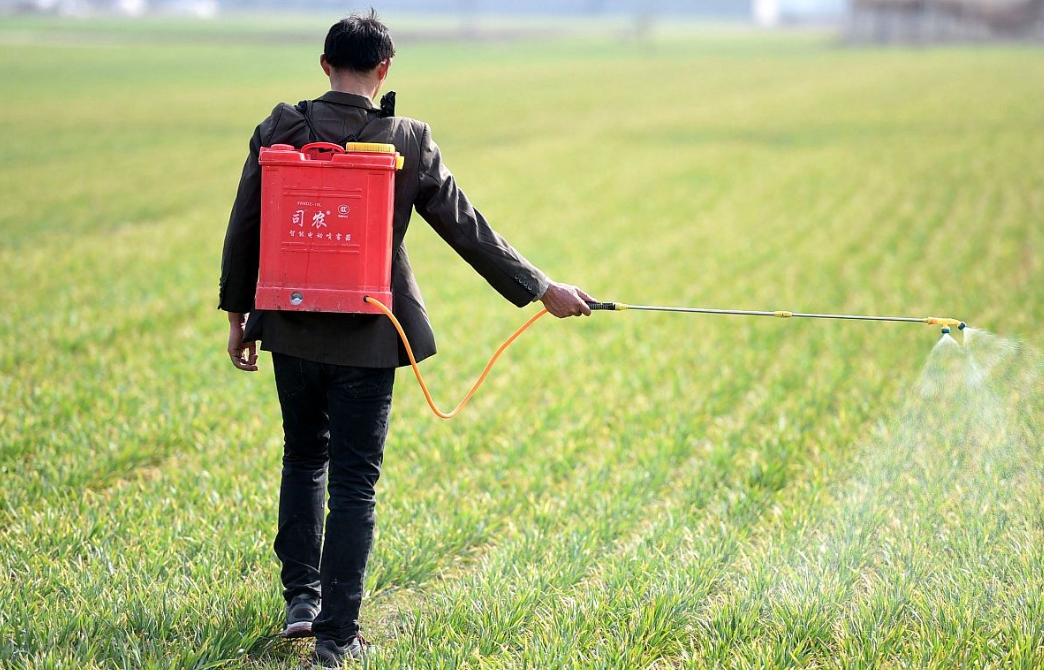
[294,91,396,146]
[294,100,320,144]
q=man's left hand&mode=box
[540,281,595,318]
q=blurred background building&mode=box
[847,0,1043,41]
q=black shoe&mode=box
[281,594,320,639]
[311,635,367,668]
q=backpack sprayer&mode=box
[254,141,967,419]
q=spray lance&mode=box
[584,301,967,334]
[363,295,967,419]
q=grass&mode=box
[1,16,1043,669]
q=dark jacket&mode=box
[219,91,548,368]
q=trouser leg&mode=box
[311,365,395,645]
[271,353,328,604]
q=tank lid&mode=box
[345,142,397,154]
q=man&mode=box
[219,12,594,668]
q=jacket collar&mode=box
[316,90,378,110]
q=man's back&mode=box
[219,91,548,368]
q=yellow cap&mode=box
[345,142,403,170]
[345,142,397,153]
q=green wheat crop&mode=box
[1,16,1043,669]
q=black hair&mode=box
[324,9,396,73]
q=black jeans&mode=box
[271,352,395,645]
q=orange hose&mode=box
[364,296,549,419]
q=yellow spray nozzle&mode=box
[925,317,964,328]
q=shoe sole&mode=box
[281,621,314,639]
[311,653,363,668]
[311,641,366,668]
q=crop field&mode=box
[2,15,1044,669]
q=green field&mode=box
[2,16,1044,669]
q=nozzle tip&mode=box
[941,326,951,335]
[958,322,966,330]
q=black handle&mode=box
[379,91,396,118]
[586,301,617,311]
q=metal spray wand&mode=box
[586,302,967,334]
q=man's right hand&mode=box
[539,281,595,318]
[227,312,259,372]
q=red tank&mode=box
[254,141,402,315]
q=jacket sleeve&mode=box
[218,105,287,313]
[413,123,548,307]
